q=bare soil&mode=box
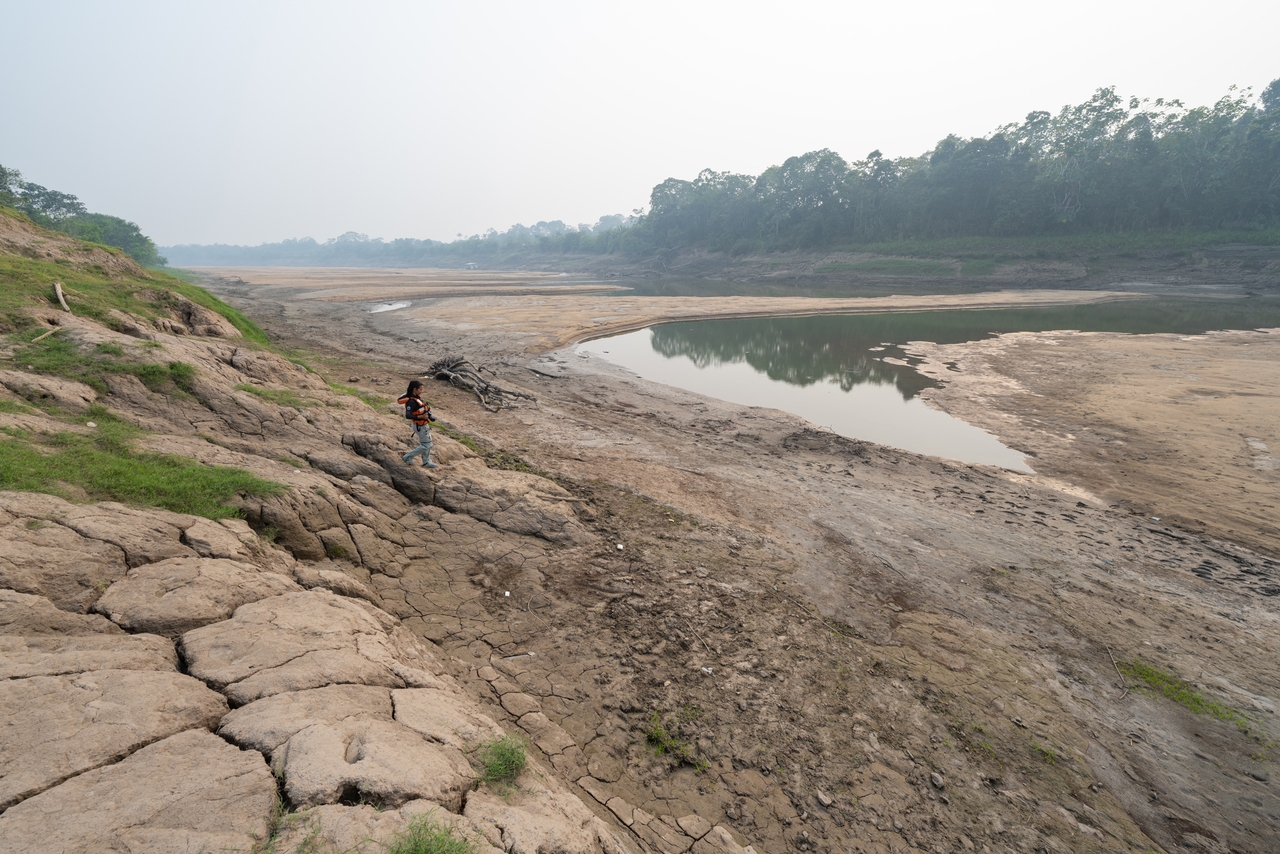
[200,268,1280,854]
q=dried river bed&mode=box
[199,270,1280,854]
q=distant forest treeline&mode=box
[0,165,165,267]
[168,77,1278,267]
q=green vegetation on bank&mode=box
[164,77,1280,268]
[0,406,281,518]
[823,227,1280,261]
[15,337,197,397]
[0,224,268,345]
[0,167,164,266]
[1,211,283,518]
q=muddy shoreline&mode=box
[200,269,1280,854]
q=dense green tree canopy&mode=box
[163,76,1280,267]
[0,165,166,266]
[630,81,1280,253]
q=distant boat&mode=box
[464,262,479,270]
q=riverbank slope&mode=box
[199,265,1280,854]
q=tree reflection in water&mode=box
[646,298,1280,400]
[650,316,935,399]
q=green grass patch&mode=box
[13,337,198,397]
[1120,659,1251,726]
[327,381,388,407]
[817,259,955,276]
[235,384,312,409]
[0,214,268,344]
[0,405,282,518]
[643,709,708,771]
[960,258,997,276]
[384,815,475,854]
[1031,742,1058,765]
[474,735,528,785]
[0,399,35,415]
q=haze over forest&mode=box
[163,80,1280,267]
[5,2,1280,252]
[6,75,1279,271]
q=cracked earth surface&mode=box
[197,271,1280,854]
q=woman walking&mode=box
[397,380,438,468]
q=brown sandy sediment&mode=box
[910,328,1280,560]
[201,269,1280,854]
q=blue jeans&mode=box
[402,424,432,464]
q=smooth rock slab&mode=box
[181,590,446,705]
[0,633,176,679]
[0,589,122,636]
[346,474,413,520]
[93,556,300,637]
[0,669,228,809]
[219,684,394,756]
[433,458,593,544]
[0,728,275,854]
[56,502,197,568]
[276,718,475,809]
[0,517,127,613]
[690,825,759,854]
[518,711,578,756]
[272,799,504,854]
[181,516,254,560]
[393,687,507,749]
[466,784,633,854]
[307,448,393,485]
[293,564,383,604]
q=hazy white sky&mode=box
[4,1,1278,246]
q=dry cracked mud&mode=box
[2,248,1277,854]
[194,268,1280,854]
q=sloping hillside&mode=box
[0,215,752,854]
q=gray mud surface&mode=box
[202,271,1280,854]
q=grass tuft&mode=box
[235,384,311,409]
[475,735,527,785]
[643,709,708,771]
[1120,659,1251,726]
[384,815,475,854]
[1031,742,1058,765]
[327,381,388,407]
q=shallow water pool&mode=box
[575,297,1280,470]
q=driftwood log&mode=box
[427,356,536,410]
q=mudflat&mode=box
[202,267,1280,854]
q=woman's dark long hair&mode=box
[404,380,423,398]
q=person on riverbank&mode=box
[398,380,437,468]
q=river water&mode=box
[576,297,1280,471]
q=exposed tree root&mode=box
[427,355,536,410]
